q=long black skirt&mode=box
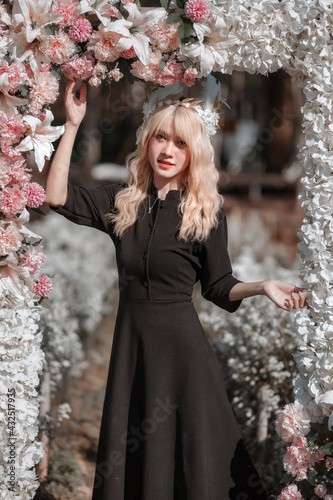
[91,298,268,500]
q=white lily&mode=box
[0,5,12,27]
[8,27,52,75]
[180,23,239,76]
[0,73,29,117]
[12,0,64,43]
[109,4,167,65]
[16,110,65,172]
[77,0,112,27]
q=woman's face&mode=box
[148,126,191,186]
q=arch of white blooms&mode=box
[0,0,332,498]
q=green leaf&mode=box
[166,12,183,24]
[178,22,192,43]
[279,473,292,485]
[319,442,333,455]
[160,0,169,8]
[176,0,185,8]
[39,297,52,310]
[30,206,47,216]
[18,84,28,97]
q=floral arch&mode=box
[0,0,332,498]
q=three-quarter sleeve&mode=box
[199,207,242,313]
[48,181,121,234]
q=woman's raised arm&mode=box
[44,80,87,207]
[229,280,307,311]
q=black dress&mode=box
[49,180,268,500]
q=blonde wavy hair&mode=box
[105,103,224,242]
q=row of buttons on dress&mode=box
[142,198,164,290]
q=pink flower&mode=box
[29,71,60,116]
[0,61,30,94]
[87,28,122,62]
[156,57,184,86]
[181,67,198,87]
[122,0,135,3]
[0,185,26,216]
[105,5,119,17]
[326,457,333,470]
[0,157,30,189]
[21,245,46,275]
[108,64,124,82]
[324,496,333,500]
[51,0,79,27]
[316,450,325,461]
[277,484,304,500]
[314,485,327,498]
[0,224,22,256]
[0,114,29,157]
[185,0,209,23]
[120,46,137,59]
[41,31,77,65]
[283,445,314,481]
[131,50,161,81]
[33,273,53,297]
[69,18,93,42]
[296,434,307,448]
[22,182,45,208]
[89,76,102,87]
[275,403,311,443]
[62,54,96,81]
[146,21,180,53]
[184,0,210,23]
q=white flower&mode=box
[111,4,167,65]
[16,110,65,172]
[12,0,64,43]
[77,0,112,27]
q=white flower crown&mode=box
[136,75,230,161]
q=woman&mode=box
[45,80,306,500]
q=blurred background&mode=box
[31,70,306,499]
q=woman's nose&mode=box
[162,140,175,155]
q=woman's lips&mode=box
[158,160,174,168]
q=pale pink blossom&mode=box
[283,445,314,481]
[33,273,53,297]
[296,434,307,448]
[41,30,77,65]
[316,450,325,461]
[326,457,333,470]
[181,67,198,87]
[0,185,26,216]
[122,0,134,3]
[89,76,102,87]
[0,61,30,94]
[146,21,180,53]
[0,156,30,189]
[29,71,60,116]
[0,113,29,157]
[314,485,327,498]
[105,5,119,17]
[62,54,95,81]
[0,224,22,255]
[324,496,333,500]
[69,18,93,42]
[131,50,162,81]
[51,0,79,27]
[21,245,46,275]
[108,64,123,82]
[87,27,122,62]
[93,62,107,76]
[40,62,52,72]
[275,403,311,443]
[120,46,137,59]
[277,484,304,500]
[22,182,45,208]
[184,0,210,23]
[156,57,184,86]
[7,164,32,189]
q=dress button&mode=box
[143,252,147,260]
[143,281,149,287]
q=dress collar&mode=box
[148,180,184,201]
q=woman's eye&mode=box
[178,140,186,146]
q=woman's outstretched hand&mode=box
[64,79,87,128]
[263,280,307,311]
